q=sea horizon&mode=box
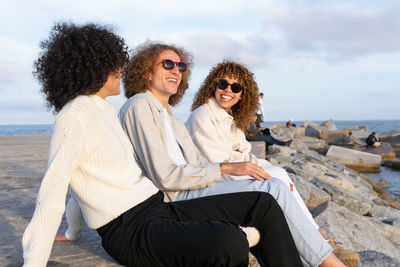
[1,119,400,136]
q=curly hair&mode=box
[191,61,259,130]
[123,41,193,106]
[34,22,129,112]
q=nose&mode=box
[224,84,232,93]
[170,64,180,74]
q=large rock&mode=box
[315,202,400,265]
[379,130,400,141]
[384,135,400,156]
[349,134,367,147]
[349,130,370,140]
[292,135,328,154]
[288,126,305,136]
[326,145,382,173]
[344,126,369,132]
[319,129,352,146]
[288,173,331,211]
[320,119,337,130]
[382,160,400,170]
[267,143,375,215]
[305,124,323,138]
[351,142,397,161]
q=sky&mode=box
[0,0,399,125]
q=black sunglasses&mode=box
[217,79,243,93]
[160,59,187,72]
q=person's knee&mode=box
[210,223,249,265]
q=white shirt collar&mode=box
[207,97,233,123]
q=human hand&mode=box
[54,232,70,242]
[220,162,272,181]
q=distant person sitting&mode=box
[286,118,296,128]
[366,132,381,147]
[256,93,264,128]
[246,115,292,152]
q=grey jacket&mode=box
[119,91,222,201]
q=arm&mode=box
[55,194,84,242]
[187,112,271,180]
[54,195,84,242]
[119,100,221,191]
[22,115,84,267]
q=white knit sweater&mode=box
[22,95,158,267]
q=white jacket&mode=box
[186,97,272,176]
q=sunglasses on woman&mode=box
[217,79,243,93]
[160,59,187,72]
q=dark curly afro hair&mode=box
[123,41,193,106]
[34,22,129,112]
[191,61,259,131]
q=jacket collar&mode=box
[143,90,174,115]
[207,97,233,123]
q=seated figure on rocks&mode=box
[117,41,348,267]
[245,113,291,152]
[366,132,381,147]
[286,119,297,127]
[186,60,360,267]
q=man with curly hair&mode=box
[119,42,347,267]
[22,23,303,267]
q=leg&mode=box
[176,179,332,266]
[264,165,319,229]
[171,191,303,267]
[97,192,249,267]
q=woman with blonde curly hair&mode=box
[119,42,347,267]
[187,61,357,267]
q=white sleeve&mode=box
[64,194,84,241]
[22,114,84,267]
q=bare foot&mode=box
[54,232,70,242]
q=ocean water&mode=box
[0,124,52,136]
[1,120,399,196]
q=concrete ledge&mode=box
[326,145,382,173]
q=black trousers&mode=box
[97,191,302,267]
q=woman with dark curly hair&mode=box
[22,26,303,267]
[119,43,347,266]
[187,61,356,266]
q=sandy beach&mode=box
[0,134,121,266]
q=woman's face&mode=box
[214,76,242,112]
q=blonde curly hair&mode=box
[191,61,260,130]
[123,41,193,106]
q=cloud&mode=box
[260,3,400,61]
[0,97,47,112]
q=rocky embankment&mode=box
[248,120,400,266]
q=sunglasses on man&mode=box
[217,79,243,93]
[160,59,187,73]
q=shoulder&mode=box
[188,103,212,123]
[120,94,151,117]
[57,96,96,120]
[186,103,214,132]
